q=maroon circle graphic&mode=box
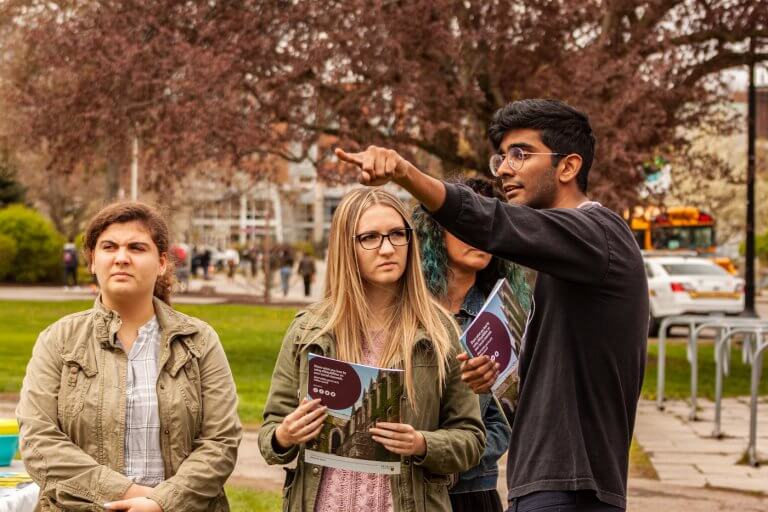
[308,357,362,410]
[464,312,512,370]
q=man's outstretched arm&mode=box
[336,145,610,284]
[335,146,446,211]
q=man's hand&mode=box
[335,146,413,186]
[103,497,162,511]
[457,352,499,394]
[369,422,427,456]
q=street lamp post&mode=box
[263,181,272,305]
[742,36,758,317]
[130,135,139,201]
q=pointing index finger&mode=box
[335,148,364,167]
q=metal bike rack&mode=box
[747,330,767,467]
[656,316,768,415]
[687,318,768,421]
[687,320,727,420]
[712,328,762,437]
[655,315,767,466]
[656,315,709,410]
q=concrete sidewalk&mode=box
[635,398,768,492]
[0,259,326,306]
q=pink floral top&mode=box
[313,333,394,512]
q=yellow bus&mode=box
[627,206,737,274]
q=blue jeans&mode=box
[280,267,291,296]
[508,491,623,512]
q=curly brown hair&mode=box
[83,202,174,305]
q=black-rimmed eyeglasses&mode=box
[353,228,412,250]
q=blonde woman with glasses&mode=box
[259,188,485,512]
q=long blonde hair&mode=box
[305,188,457,401]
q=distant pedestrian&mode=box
[191,245,201,276]
[249,245,260,278]
[171,243,190,293]
[225,247,239,279]
[62,240,78,288]
[297,252,316,297]
[239,246,251,275]
[264,248,279,289]
[201,248,211,280]
[278,247,294,296]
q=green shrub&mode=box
[739,231,768,265]
[757,231,768,265]
[0,205,64,282]
[77,265,94,286]
[0,233,17,279]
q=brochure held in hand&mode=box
[304,353,405,474]
[460,278,528,411]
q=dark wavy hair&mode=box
[83,202,175,305]
[412,177,531,311]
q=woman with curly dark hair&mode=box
[16,202,242,512]
[413,177,531,512]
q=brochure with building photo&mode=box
[460,278,528,410]
[304,353,405,474]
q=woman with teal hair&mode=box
[412,176,531,512]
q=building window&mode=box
[296,204,313,223]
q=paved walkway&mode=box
[626,478,768,511]
[0,259,326,306]
[635,398,768,493]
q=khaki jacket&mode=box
[16,297,242,512]
[258,310,485,512]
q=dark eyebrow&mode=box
[356,227,406,236]
[502,142,536,153]
[99,240,150,249]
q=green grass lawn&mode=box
[2,301,766,428]
[643,338,768,401]
[0,300,296,426]
[226,486,281,512]
[628,436,658,480]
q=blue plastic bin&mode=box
[0,434,19,466]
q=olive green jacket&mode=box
[16,297,242,512]
[258,310,485,512]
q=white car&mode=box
[645,256,744,335]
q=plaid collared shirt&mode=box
[121,316,165,487]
